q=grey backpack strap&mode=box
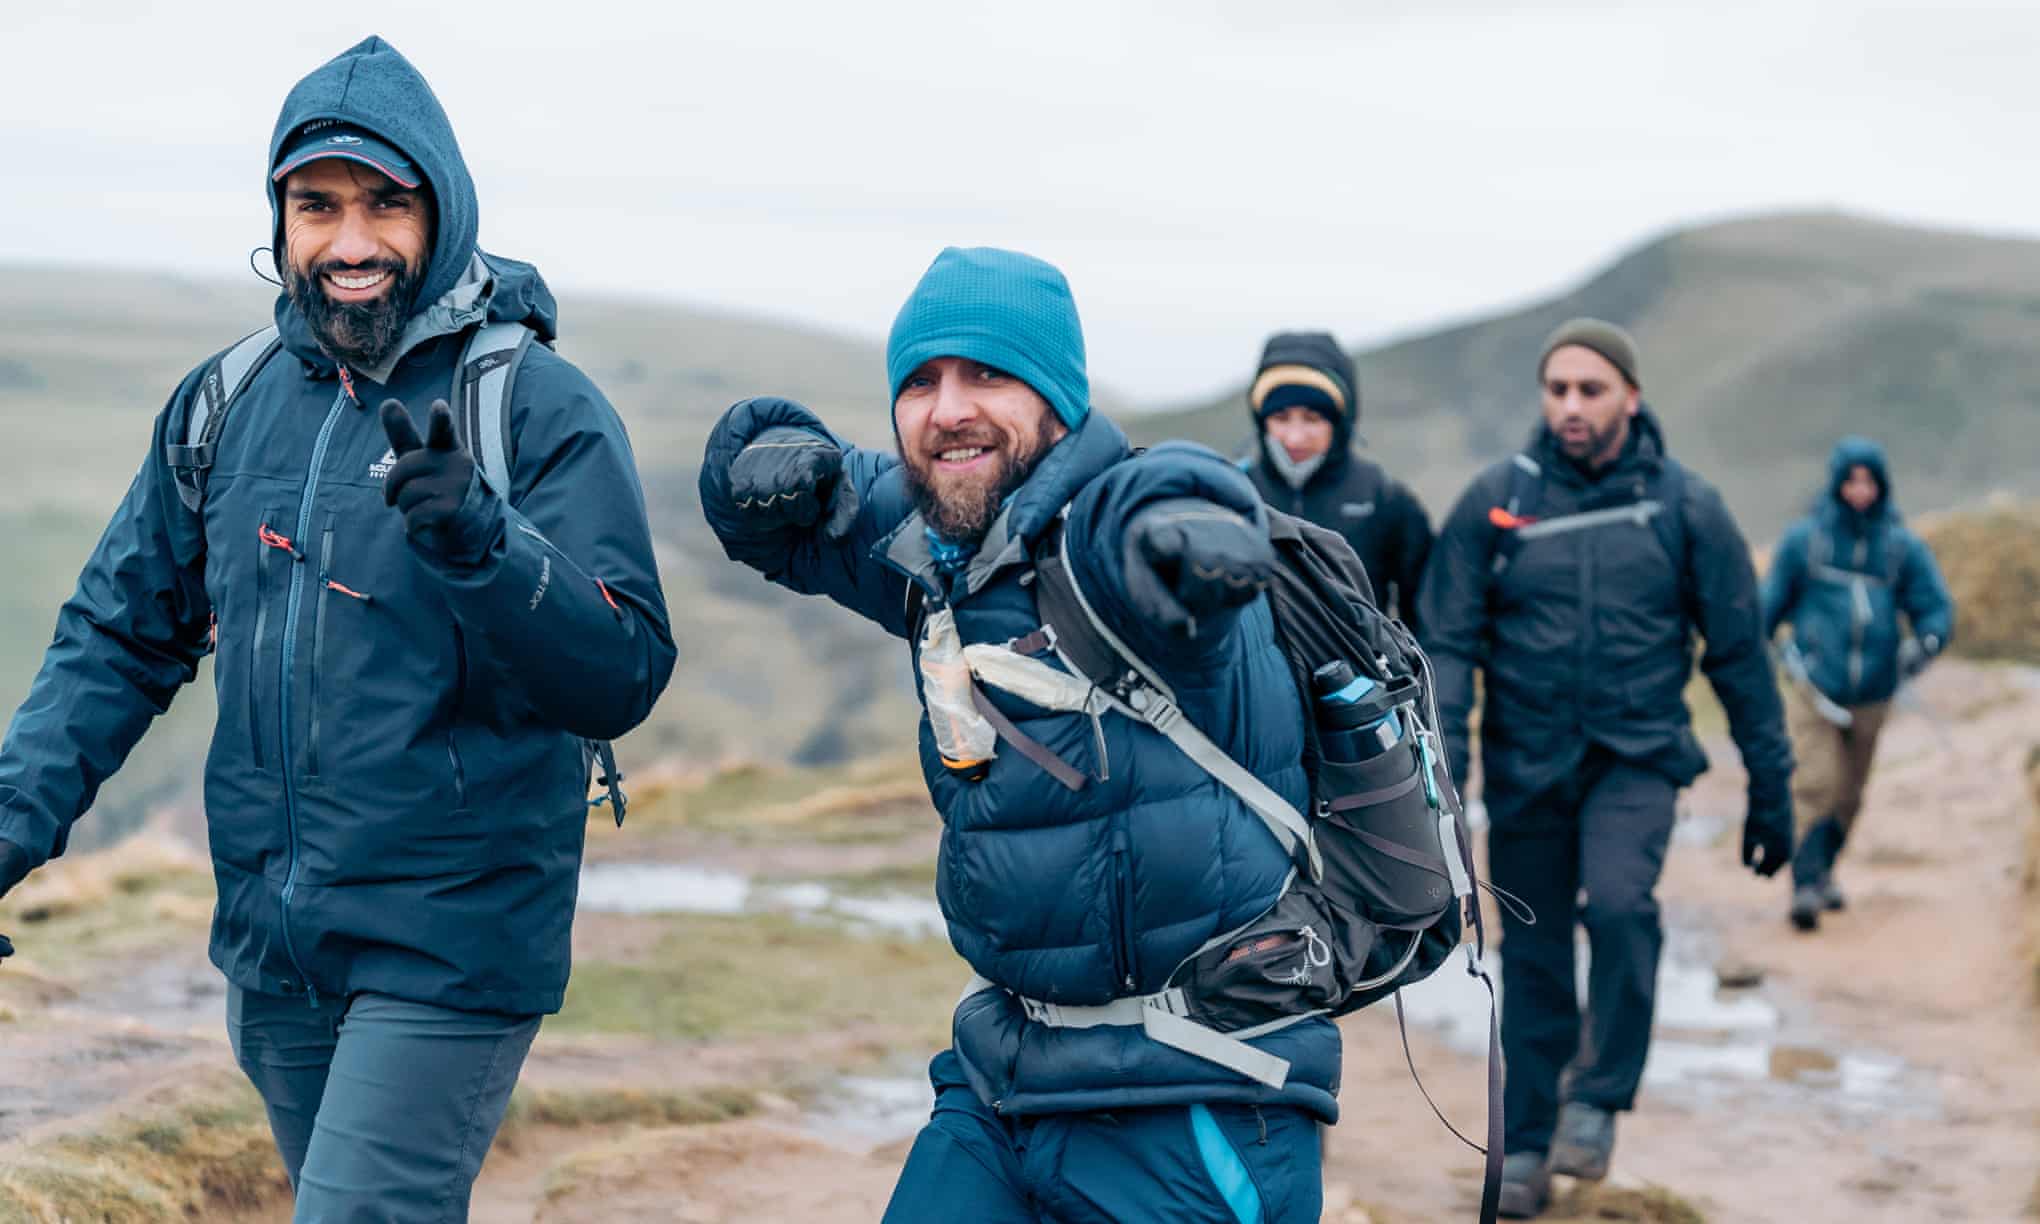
[1033,524,1323,881]
[456,323,632,828]
[453,321,534,501]
[166,326,282,512]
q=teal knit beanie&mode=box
[886,247,1091,430]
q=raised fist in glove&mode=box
[729,426,860,542]
[1741,793,1793,878]
[1123,497,1273,638]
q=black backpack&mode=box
[930,500,1506,1223]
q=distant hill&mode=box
[0,265,916,847]
[1137,212,2040,537]
[10,213,2040,845]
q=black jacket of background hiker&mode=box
[1244,449,1433,634]
[1416,410,1792,826]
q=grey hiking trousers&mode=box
[227,984,539,1222]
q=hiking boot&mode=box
[1790,885,1823,931]
[1497,1151,1551,1219]
[1548,1102,1616,1181]
[1821,876,1847,911]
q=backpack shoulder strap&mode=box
[1032,522,1322,879]
[166,325,282,512]
[1651,458,1690,579]
[453,321,536,501]
[1485,453,1543,574]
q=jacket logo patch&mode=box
[1340,501,1376,519]
[369,448,397,480]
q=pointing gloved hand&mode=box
[728,426,860,542]
[381,399,484,558]
[1123,497,1273,638]
[1740,793,1793,878]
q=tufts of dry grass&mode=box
[1915,499,2040,665]
[0,831,206,926]
[598,756,933,843]
[497,1083,759,1149]
[0,1073,286,1223]
[1547,1181,1708,1223]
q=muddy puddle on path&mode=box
[578,853,1939,1152]
[1396,928,1931,1119]
[576,861,944,1151]
[576,862,948,939]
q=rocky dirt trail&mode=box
[1,660,2033,1221]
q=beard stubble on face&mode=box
[285,256,423,370]
[903,403,1063,543]
[1557,413,1629,469]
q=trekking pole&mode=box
[1774,642,1853,726]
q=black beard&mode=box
[903,409,1060,543]
[285,257,422,370]
[1557,418,1627,469]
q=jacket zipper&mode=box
[447,625,469,808]
[307,524,333,777]
[1111,822,1137,992]
[1847,576,1871,699]
[250,518,272,768]
[276,386,349,1001]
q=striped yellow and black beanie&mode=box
[1249,331,1357,427]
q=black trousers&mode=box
[1487,750,1677,1156]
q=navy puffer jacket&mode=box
[701,398,1340,1121]
[1762,436,1954,706]
[0,37,675,1015]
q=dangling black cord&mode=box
[248,245,283,287]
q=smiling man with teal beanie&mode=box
[702,248,1332,1220]
[886,246,1092,433]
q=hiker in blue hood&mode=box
[0,37,673,1219]
[701,248,1330,1221]
[1762,436,1952,930]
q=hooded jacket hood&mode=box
[1247,331,1360,487]
[1821,435,1894,521]
[267,36,555,372]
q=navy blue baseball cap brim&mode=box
[271,121,422,189]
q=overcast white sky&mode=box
[6,1,2037,403]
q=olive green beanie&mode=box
[1539,318,1641,389]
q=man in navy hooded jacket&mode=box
[0,37,674,1218]
[1762,436,1952,930]
[701,248,1329,1222]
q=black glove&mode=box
[0,837,28,902]
[1123,498,1273,638]
[2,838,29,960]
[728,427,859,542]
[1741,794,1793,878]
[381,399,483,556]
